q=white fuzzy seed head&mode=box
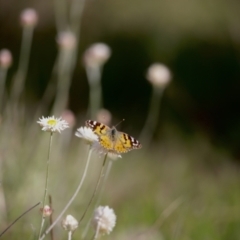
[83,43,111,68]
[37,116,69,133]
[146,63,171,88]
[62,215,78,232]
[0,49,12,69]
[92,206,116,236]
[20,8,38,27]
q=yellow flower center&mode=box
[47,119,57,126]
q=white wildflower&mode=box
[146,63,171,88]
[62,215,78,232]
[37,116,69,133]
[75,127,98,145]
[92,206,116,236]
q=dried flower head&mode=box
[0,49,12,69]
[96,109,112,126]
[83,43,111,68]
[62,215,78,232]
[40,205,53,217]
[57,31,76,50]
[92,206,116,236]
[146,63,171,88]
[37,116,69,133]
[20,8,38,27]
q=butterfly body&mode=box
[86,120,142,153]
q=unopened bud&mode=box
[61,110,76,128]
[20,8,38,27]
[146,63,171,88]
[57,31,76,50]
[40,205,53,217]
[0,49,12,69]
[83,43,111,68]
[96,109,112,126]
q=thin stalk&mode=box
[40,147,93,240]
[79,153,108,224]
[68,231,72,240]
[69,0,86,37]
[49,195,54,240]
[38,132,53,239]
[82,160,112,239]
[140,87,165,146]
[86,66,102,119]
[0,67,8,113]
[52,48,73,115]
[53,0,68,33]
[94,222,100,240]
[11,25,34,105]
[0,202,40,237]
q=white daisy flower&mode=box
[61,215,78,232]
[92,206,116,236]
[37,116,69,133]
[75,127,98,145]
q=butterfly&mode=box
[85,120,142,153]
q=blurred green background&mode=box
[1,0,240,239]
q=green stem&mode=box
[40,147,93,240]
[140,87,165,146]
[81,159,112,239]
[86,66,102,119]
[38,132,53,239]
[0,67,8,113]
[11,25,34,104]
[68,231,72,240]
[79,153,108,224]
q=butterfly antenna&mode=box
[114,119,125,128]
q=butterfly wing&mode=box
[114,131,142,153]
[85,120,114,150]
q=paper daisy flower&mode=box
[37,116,69,133]
[75,127,98,145]
[62,215,78,232]
[92,206,116,236]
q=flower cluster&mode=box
[92,206,116,236]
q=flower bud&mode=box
[40,205,53,217]
[146,63,171,88]
[83,43,111,68]
[0,49,12,69]
[61,110,76,128]
[96,109,112,126]
[20,8,38,27]
[57,31,76,50]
